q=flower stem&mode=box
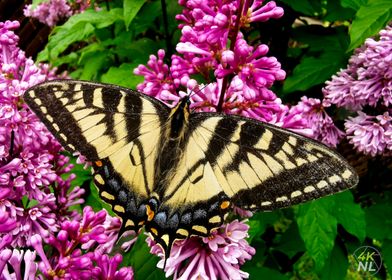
[161,0,173,59]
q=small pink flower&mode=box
[148,220,255,280]
[345,111,391,156]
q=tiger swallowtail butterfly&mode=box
[24,80,358,259]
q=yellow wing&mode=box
[24,80,170,231]
[162,113,358,212]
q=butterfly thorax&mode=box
[154,97,191,196]
[168,97,190,140]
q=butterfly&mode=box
[24,80,358,259]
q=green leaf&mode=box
[248,211,280,243]
[283,54,345,93]
[113,37,159,63]
[246,267,289,280]
[27,198,39,208]
[131,1,162,35]
[325,0,355,21]
[274,222,306,258]
[31,0,48,9]
[365,199,392,240]
[383,239,392,276]
[341,0,367,10]
[295,197,338,271]
[278,0,322,16]
[124,0,146,29]
[49,52,78,67]
[283,28,349,93]
[333,192,366,242]
[123,234,165,280]
[45,22,95,61]
[38,9,122,61]
[348,0,392,50]
[320,242,348,280]
[64,8,122,29]
[64,156,92,188]
[79,52,109,80]
[85,180,114,215]
[101,63,144,88]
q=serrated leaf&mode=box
[296,197,338,271]
[320,242,348,280]
[124,0,146,29]
[333,192,366,242]
[38,9,122,61]
[348,0,392,50]
[45,22,95,61]
[49,52,78,67]
[101,64,144,88]
[64,8,122,29]
[383,239,392,276]
[341,0,367,10]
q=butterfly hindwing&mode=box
[24,80,170,232]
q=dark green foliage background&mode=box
[35,0,392,279]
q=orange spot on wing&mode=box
[220,201,231,209]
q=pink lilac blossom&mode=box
[30,207,127,280]
[290,97,345,147]
[0,249,38,280]
[0,21,133,279]
[0,20,84,247]
[24,0,94,27]
[24,0,72,27]
[33,211,129,279]
[148,220,255,280]
[345,112,392,156]
[134,0,330,144]
[323,24,392,155]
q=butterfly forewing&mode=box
[24,80,170,231]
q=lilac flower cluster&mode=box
[323,24,392,156]
[0,21,133,279]
[24,0,92,27]
[134,0,343,146]
[148,220,255,280]
[30,207,131,280]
